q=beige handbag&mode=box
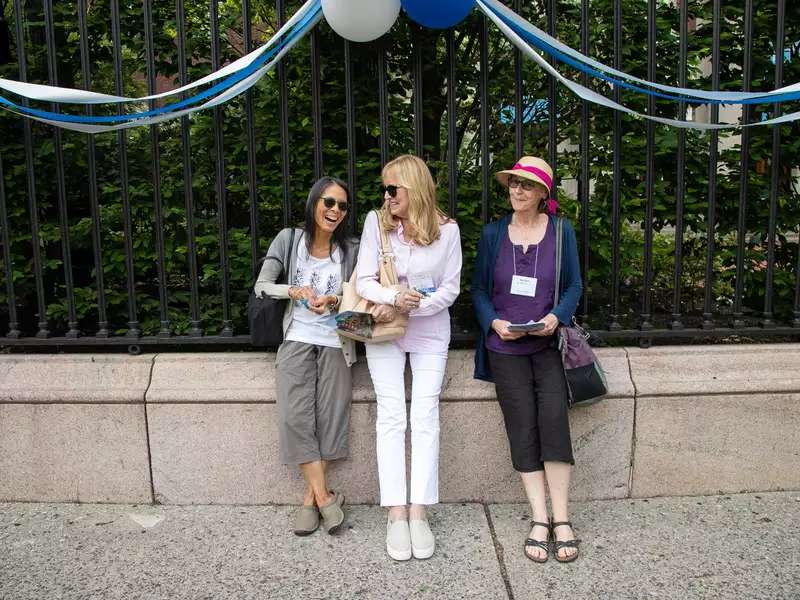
[337,213,408,343]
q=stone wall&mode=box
[1,345,798,504]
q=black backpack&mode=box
[248,228,295,347]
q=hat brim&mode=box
[495,169,551,193]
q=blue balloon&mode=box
[401,0,475,29]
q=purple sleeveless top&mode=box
[486,220,556,355]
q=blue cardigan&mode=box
[470,214,583,382]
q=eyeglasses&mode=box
[322,196,348,212]
[380,184,404,198]
[508,177,538,191]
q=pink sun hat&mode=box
[495,156,558,214]
[495,156,554,193]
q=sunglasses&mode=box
[322,196,349,212]
[380,184,403,198]
[507,177,538,192]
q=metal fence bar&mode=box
[733,0,754,329]
[143,0,170,337]
[378,40,390,166]
[243,0,260,277]
[609,0,622,331]
[671,0,688,330]
[344,40,358,230]
[547,0,556,186]
[12,0,48,338]
[640,0,655,333]
[513,0,522,158]
[277,0,292,228]
[44,0,79,338]
[480,14,489,225]
[0,153,19,338]
[702,0,721,331]
[579,0,590,324]
[311,27,323,179]
[210,0,232,336]
[176,0,202,337]
[762,0,785,329]
[413,26,424,158]
[447,30,457,219]
[795,240,800,327]
[2,324,797,351]
[78,0,108,337]
[111,0,140,337]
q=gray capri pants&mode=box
[275,340,352,465]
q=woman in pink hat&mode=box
[471,156,583,563]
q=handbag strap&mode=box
[282,228,296,285]
[376,210,400,286]
[553,217,563,307]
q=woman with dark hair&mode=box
[254,176,359,537]
[471,156,583,563]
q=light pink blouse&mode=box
[356,210,462,353]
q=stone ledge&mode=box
[0,355,153,403]
[0,403,152,503]
[145,348,634,404]
[147,398,632,504]
[627,344,800,397]
[631,393,800,497]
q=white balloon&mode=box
[321,0,400,43]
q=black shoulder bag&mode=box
[553,218,607,406]
[248,228,296,347]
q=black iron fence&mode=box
[0,0,799,352]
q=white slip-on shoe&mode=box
[409,519,435,559]
[386,517,412,561]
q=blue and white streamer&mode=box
[0,0,318,106]
[1,0,797,132]
[0,0,321,132]
[483,0,800,106]
[478,0,800,129]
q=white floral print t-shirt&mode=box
[284,244,342,348]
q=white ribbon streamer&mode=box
[2,11,321,133]
[478,0,800,130]
[0,0,317,105]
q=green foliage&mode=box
[0,0,798,337]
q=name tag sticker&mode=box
[510,275,537,297]
[408,272,436,296]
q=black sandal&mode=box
[524,520,551,563]
[551,521,580,563]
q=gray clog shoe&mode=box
[293,505,319,536]
[319,492,345,535]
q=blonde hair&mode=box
[379,154,450,246]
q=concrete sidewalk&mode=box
[2,492,799,600]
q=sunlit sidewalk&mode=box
[2,492,798,600]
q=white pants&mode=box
[366,342,448,506]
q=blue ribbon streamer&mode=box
[0,2,320,125]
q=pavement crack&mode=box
[483,503,515,600]
[625,347,637,498]
[143,354,157,504]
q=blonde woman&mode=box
[356,155,462,561]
